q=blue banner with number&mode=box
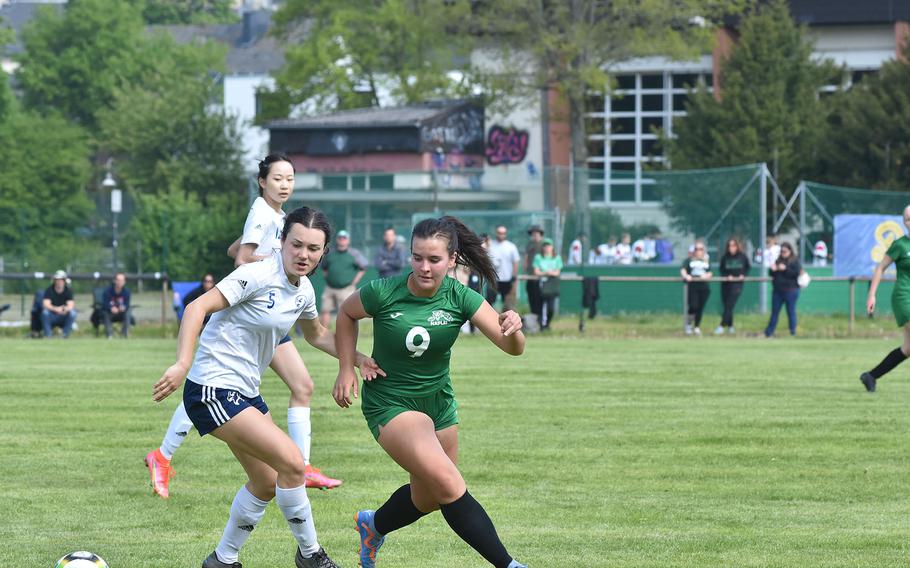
[834,214,906,277]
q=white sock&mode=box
[215,486,269,563]
[275,484,320,557]
[160,401,194,460]
[507,561,524,568]
[287,407,311,465]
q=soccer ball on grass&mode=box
[54,551,109,568]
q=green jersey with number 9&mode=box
[359,273,485,397]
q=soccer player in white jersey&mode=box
[146,154,341,498]
[152,207,383,568]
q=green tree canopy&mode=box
[816,48,910,191]
[258,0,477,121]
[16,0,149,130]
[664,0,835,237]
[137,0,236,25]
[97,44,245,205]
[0,107,93,269]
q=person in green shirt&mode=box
[319,230,366,327]
[532,237,563,330]
[333,216,528,568]
[861,206,910,392]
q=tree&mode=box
[97,45,246,205]
[666,0,834,228]
[474,0,743,224]
[127,188,244,280]
[816,48,910,191]
[138,0,236,25]
[258,0,478,121]
[0,108,93,270]
[16,0,150,130]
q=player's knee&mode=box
[287,375,314,403]
[278,450,307,486]
[248,480,276,501]
[426,468,465,504]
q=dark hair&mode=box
[777,242,797,263]
[281,206,332,275]
[412,216,497,286]
[257,153,294,196]
[725,237,742,255]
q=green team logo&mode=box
[427,310,454,326]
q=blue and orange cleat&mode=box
[355,510,385,568]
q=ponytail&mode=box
[411,216,497,287]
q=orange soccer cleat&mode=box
[145,448,175,498]
[304,464,342,490]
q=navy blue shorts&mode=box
[279,334,292,345]
[183,379,269,436]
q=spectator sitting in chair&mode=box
[102,272,131,338]
[42,270,76,338]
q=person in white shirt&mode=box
[588,243,610,265]
[616,233,633,265]
[146,154,342,501]
[487,225,521,311]
[152,207,382,568]
[813,240,828,266]
[567,232,585,265]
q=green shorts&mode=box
[361,382,459,441]
[893,293,910,327]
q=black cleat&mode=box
[202,551,242,568]
[860,372,877,393]
[295,547,339,568]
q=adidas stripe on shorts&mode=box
[183,379,269,436]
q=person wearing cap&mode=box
[41,270,77,338]
[320,229,367,327]
[532,238,563,330]
[524,225,545,320]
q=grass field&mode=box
[3,330,910,567]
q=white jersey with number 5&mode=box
[187,251,318,397]
[241,196,286,256]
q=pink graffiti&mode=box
[485,125,529,166]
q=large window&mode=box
[585,71,711,204]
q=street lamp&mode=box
[102,171,121,271]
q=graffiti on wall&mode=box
[485,125,529,165]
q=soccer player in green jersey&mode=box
[332,216,528,568]
[862,205,910,392]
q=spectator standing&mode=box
[524,225,545,320]
[588,243,610,266]
[813,240,829,266]
[373,226,409,279]
[41,270,76,338]
[654,233,674,264]
[567,232,586,266]
[102,272,131,338]
[533,238,563,330]
[757,235,780,270]
[714,238,750,335]
[616,233,633,265]
[488,225,520,311]
[320,230,367,327]
[764,242,801,337]
[681,241,712,336]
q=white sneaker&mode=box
[728,326,735,334]
[694,327,702,336]
[685,324,693,335]
[713,326,724,335]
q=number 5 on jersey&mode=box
[405,326,430,358]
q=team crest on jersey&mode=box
[427,310,454,326]
[295,295,305,309]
